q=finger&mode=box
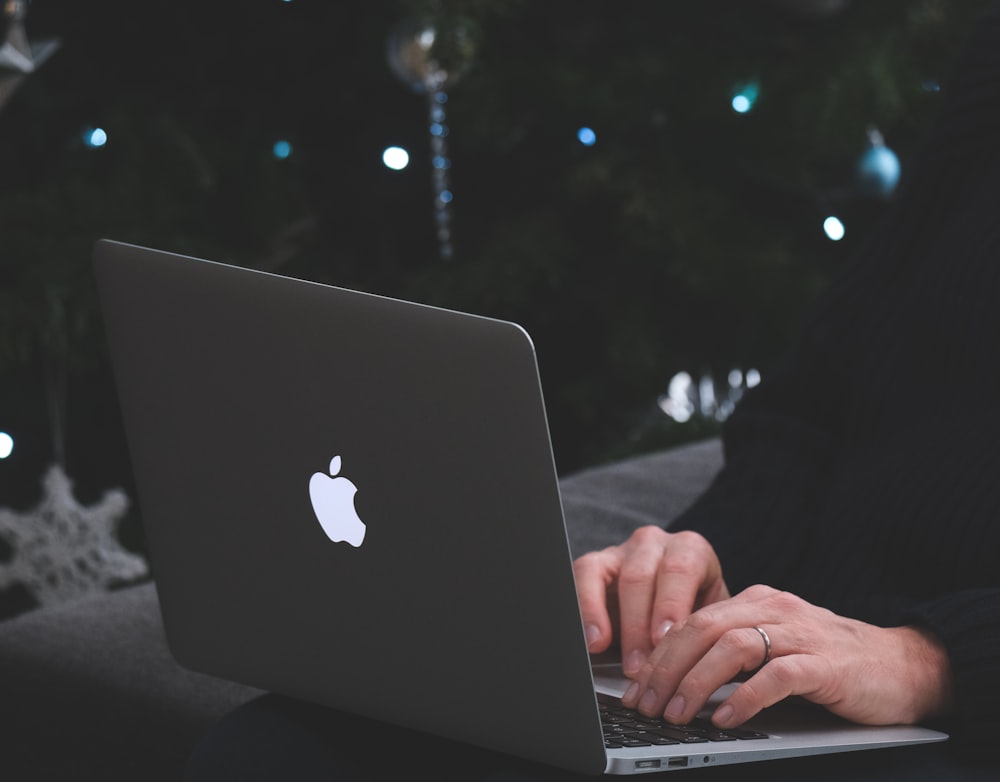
[649,531,726,644]
[712,653,824,729]
[628,592,778,715]
[659,626,773,724]
[615,540,665,676]
[572,552,618,653]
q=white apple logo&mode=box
[308,455,366,547]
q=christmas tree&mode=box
[0,0,991,519]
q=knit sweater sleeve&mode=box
[902,590,1000,749]
[668,342,841,590]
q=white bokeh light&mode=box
[83,127,107,148]
[658,372,695,423]
[382,146,410,170]
[823,216,846,241]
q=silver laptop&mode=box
[92,238,948,775]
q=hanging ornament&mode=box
[387,17,474,261]
[856,127,901,199]
[0,0,61,112]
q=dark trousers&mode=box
[185,694,998,782]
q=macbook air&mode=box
[92,238,948,775]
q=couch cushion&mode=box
[0,580,262,780]
[561,437,722,556]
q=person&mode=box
[185,2,1000,779]
[572,0,1000,746]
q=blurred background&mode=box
[0,0,991,559]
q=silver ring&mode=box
[752,625,771,671]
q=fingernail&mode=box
[622,680,641,704]
[664,694,686,722]
[639,688,660,714]
[624,649,646,675]
[713,704,735,728]
[585,623,602,649]
[655,620,673,640]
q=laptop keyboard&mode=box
[598,693,769,749]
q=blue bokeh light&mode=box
[272,140,292,159]
[857,144,901,198]
[577,127,597,146]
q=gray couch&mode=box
[0,438,723,780]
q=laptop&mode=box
[92,238,948,775]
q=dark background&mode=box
[0,0,990,542]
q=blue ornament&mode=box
[856,129,901,198]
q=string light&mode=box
[272,140,292,159]
[382,145,410,170]
[730,80,760,114]
[427,85,454,259]
[659,369,763,424]
[82,127,107,148]
[823,215,846,241]
[577,126,596,146]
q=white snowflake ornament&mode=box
[0,464,148,608]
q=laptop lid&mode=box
[93,239,947,775]
[93,238,607,775]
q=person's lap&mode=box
[184,693,996,782]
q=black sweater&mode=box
[673,1,1000,752]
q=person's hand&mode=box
[572,525,731,677]
[620,584,954,729]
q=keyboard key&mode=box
[596,693,769,743]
